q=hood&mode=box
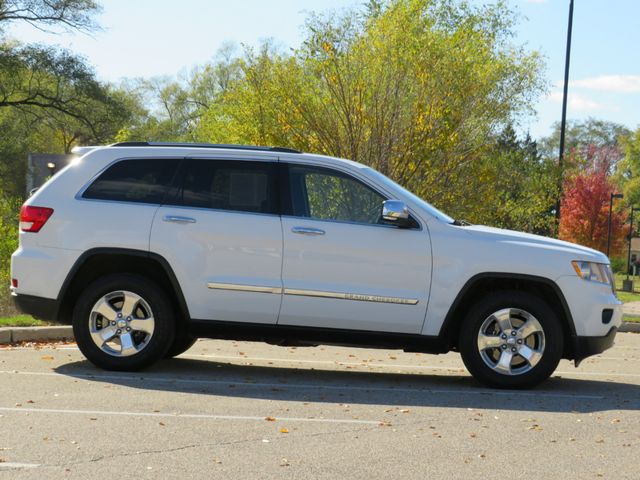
[462,225,609,263]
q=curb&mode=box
[0,326,74,344]
[619,322,640,333]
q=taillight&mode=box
[19,205,54,233]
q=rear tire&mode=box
[72,273,175,371]
[458,290,563,389]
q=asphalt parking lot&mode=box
[1,333,639,479]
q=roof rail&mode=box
[110,141,302,154]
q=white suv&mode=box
[10,142,622,388]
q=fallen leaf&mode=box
[159,422,165,426]
[41,355,54,360]
[265,416,276,422]
[280,428,289,434]
[26,400,35,404]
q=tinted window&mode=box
[289,165,386,224]
[167,159,278,214]
[83,158,180,204]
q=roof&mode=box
[110,141,302,154]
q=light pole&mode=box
[556,0,575,223]
[607,192,624,257]
[624,206,636,292]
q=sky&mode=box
[5,0,640,140]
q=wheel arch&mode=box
[57,248,190,326]
[438,273,576,357]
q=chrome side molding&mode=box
[283,288,418,305]
[207,282,418,305]
[207,283,282,294]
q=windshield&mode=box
[363,167,455,224]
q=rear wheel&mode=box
[458,290,563,389]
[72,274,175,371]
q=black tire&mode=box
[164,335,197,358]
[72,273,176,371]
[458,290,563,389]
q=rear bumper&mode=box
[12,293,60,323]
[571,326,617,365]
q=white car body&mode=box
[10,143,623,387]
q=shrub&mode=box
[0,196,21,316]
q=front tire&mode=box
[458,290,563,389]
[164,335,198,358]
[72,274,175,371]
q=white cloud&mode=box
[548,91,606,111]
[570,75,640,93]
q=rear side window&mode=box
[166,159,278,214]
[83,158,180,204]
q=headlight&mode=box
[572,261,614,291]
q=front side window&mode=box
[288,165,386,225]
[166,159,278,214]
[83,158,180,204]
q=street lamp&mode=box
[607,192,624,257]
[46,162,56,175]
[556,0,575,223]
[624,206,637,292]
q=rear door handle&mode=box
[291,226,325,236]
[163,215,196,224]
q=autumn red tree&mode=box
[559,171,627,255]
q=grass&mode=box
[614,274,640,303]
[0,315,46,327]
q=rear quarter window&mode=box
[82,158,180,204]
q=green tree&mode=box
[540,118,629,174]
[618,127,640,205]
[476,126,558,234]
[197,0,545,220]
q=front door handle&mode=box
[291,226,325,236]
[163,215,196,224]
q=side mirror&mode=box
[382,199,410,227]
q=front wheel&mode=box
[72,274,176,371]
[458,291,563,389]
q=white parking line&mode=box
[0,370,605,399]
[0,406,379,425]
[0,462,40,470]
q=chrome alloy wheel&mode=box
[88,291,155,357]
[476,308,545,376]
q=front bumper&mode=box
[13,293,60,323]
[570,326,618,365]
